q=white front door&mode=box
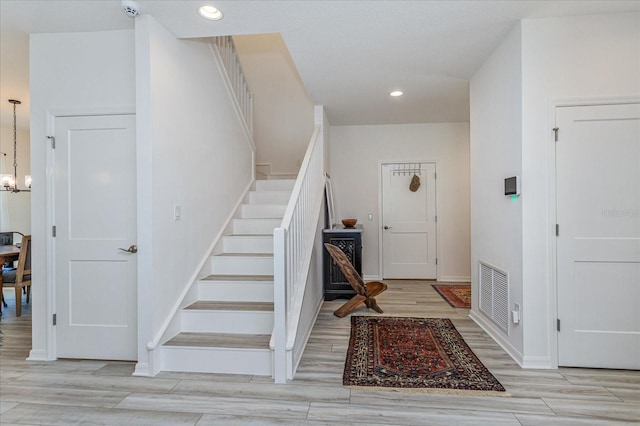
[381,163,437,279]
[55,114,137,361]
[556,103,640,369]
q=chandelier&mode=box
[1,99,31,193]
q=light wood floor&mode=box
[1,281,639,425]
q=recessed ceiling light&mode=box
[198,5,223,21]
[389,90,403,97]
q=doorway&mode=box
[381,162,437,279]
[556,102,640,369]
[54,114,137,361]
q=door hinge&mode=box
[435,258,438,265]
[52,226,57,237]
[555,224,559,237]
[53,313,57,326]
[435,215,437,223]
[47,135,55,149]
[434,172,437,179]
[557,318,560,332]
[553,127,559,142]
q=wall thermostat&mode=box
[504,176,520,196]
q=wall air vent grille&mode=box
[478,261,509,334]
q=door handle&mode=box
[118,245,138,254]
[384,226,392,230]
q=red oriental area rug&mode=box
[432,284,471,308]
[343,316,506,394]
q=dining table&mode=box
[0,244,20,315]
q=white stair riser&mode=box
[210,256,273,275]
[161,346,272,376]
[241,204,286,219]
[255,179,295,192]
[198,280,274,302]
[232,219,280,235]
[181,310,274,334]
[223,236,273,254]
[249,191,291,205]
[157,180,296,377]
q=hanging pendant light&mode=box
[1,99,30,193]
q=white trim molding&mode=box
[547,96,640,370]
[469,310,525,368]
[42,106,136,363]
[377,159,440,281]
[439,276,471,283]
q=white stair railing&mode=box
[210,36,254,138]
[273,124,324,383]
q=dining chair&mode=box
[1,235,32,317]
[324,242,387,318]
[0,231,13,246]
[1,232,17,270]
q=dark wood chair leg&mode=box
[1,275,5,308]
[15,285,21,317]
[333,294,367,318]
[325,243,388,318]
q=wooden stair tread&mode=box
[202,274,274,281]
[233,217,281,220]
[186,301,274,311]
[164,332,271,349]
[225,234,273,237]
[214,253,273,257]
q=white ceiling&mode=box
[1,0,639,130]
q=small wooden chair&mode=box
[1,235,32,317]
[324,243,387,318]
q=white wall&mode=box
[330,123,470,281]
[469,23,524,359]
[29,22,254,366]
[291,196,326,373]
[135,16,254,373]
[29,29,136,360]
[234,33,314,175]
[519,12,640,367]
[470,12,640,368]
[317,106,330,176]
[0,125,30,235]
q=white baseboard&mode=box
[135,342,164,377]
[255,162,298,180]
[469,310,554,370]
[522,355,554,369]
[438,276,471,283]
[363,274,381,281]
[133,362,151,377]
[469,309,524,367]
[363,275,470,283]
[26,349,54,361]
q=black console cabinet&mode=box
[322,225,363,300]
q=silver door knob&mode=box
[383,226,392,230]
[118,245,138,254]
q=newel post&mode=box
[273,227,287,383]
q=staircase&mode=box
[160,178,295,376]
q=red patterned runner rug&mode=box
[344,316,506,394]
[432,284,471,308]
